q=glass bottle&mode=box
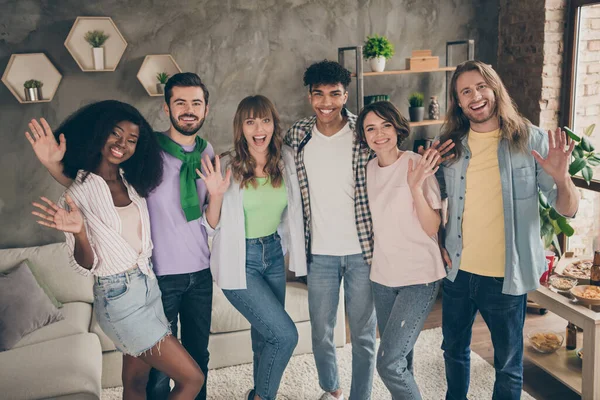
[591,250,600,286]
[566,322,577,350]
[428,96,440,120]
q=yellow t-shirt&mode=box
[459,129,506,277]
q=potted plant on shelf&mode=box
[540,124,600,255]
[408,92,425,122]
[363,34,394,72]
[23,79,43,102]
[156,72,170,94]
[84,30,110,70]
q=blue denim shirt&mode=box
[443,126,560,296]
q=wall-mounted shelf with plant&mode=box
[363,34,394,73]
[540,124,600,254]
[408,92,425,123]
[64,16,127,72]
[1,53,62,104]
[137,55,182,97]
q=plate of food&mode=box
[549,275,578,293]
[570,285,600,306]
[563,259,594,280]
[527,331,564,353]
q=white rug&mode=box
[102,327,535,399]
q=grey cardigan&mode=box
[202,145,307,290]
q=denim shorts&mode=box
[93,267,171,357]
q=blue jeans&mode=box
[147,268,213,400]
[223,233,298,400]
[442,270,527,400]
[372,280,440,400]
[307,254,377,400]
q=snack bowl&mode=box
[570,285,600,306]
[527,331,564,354]
[549,275,578,293]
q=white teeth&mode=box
[254,135,266,139]
[374,139,389,145]
[470,102,486,110]
[110,147,123,158]
[320,109,333,115]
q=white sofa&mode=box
[0,242,346,399]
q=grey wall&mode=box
[0,0,498,248]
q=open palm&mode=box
[196,154,232,197]
[532,128,575,182]
[32,195,83,234]
[25,118,66,165]
[407,149,440,190]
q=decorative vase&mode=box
[369,56,386,72]
[428,96,440,120]
[93,47,105,70]
[409,107,425,122]
[24,88,39,102]
[156,83,166,94]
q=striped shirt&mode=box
[284,108,375,265]
[60,170,154,277]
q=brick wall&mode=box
[496,0,566,131]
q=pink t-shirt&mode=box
[367,151,446,287]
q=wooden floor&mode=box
[346,296,581,400]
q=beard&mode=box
[463,102,497,125]
[169,110,205,136]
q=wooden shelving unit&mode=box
[64,16,128,72]
[339,41,474,135]
[1,53,62,104]
[136,55,182,97]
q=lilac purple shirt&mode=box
[147,132,214,276]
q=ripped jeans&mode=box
[371,280,440,400]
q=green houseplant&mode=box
[84,30,110,70]
[408,92,424,122]
[363,34,394,72]
[156,72,170,94]
[540,124,600,254]
[23,79,43,101]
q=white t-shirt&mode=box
[303,122,362,256]
[367,151,446,287]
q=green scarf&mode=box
[156,133,208,222]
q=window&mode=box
[563,0,600,256]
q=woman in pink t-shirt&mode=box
[356,101,446,400]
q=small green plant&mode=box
[408,92,424,108]
[539,124,600,254]
[84,30,110,47]
[363,35,395,60]
[156,72,170,84]
[24,79,43,89]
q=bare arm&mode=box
[532,128,579,218]
[32,195,94,269]
[408,150,442,237]
[25,118,73,187]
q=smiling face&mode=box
[309,83,348,125]
[242,113,274,157]
[101,120,140,165]
[456,70,497,126]
[363,111,399,154]
[164,86,208,136]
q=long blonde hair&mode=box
[441,60,530,162]
[230,95,284,188]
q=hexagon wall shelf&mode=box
[1,53,62,104]
[137,55,182,97]
[64,16,127,72]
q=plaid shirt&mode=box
[284,109,374,266]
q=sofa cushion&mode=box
[210,281,310,334]
[13,302,92,349]
[0,263,64,351]
[90,309,117,352]
[25,259,63,309]
[0,333,102,400]
[0,242,94,304]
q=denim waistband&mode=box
[95,266,144,285]
[246,232,280,245]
